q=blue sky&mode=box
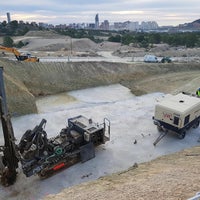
[0,0,199,26]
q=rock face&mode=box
[1,58,200,116]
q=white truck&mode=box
[144,55,158,63]
[153,92,200,143]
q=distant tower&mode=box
[95,14,99,29]
[7,12,11,23]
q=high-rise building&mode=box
[140,21,159,30]
[128,22,139,31]
[95,14,99,29]
[100,20,109,30]
[7,12,11,23]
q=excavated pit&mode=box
[1,58,200,116]
[1,57,200,200]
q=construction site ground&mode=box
[44,146,200,200]
[0,30,200,199]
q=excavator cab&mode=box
[16,52,39,62]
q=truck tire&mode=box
[157,125,162,132]
[178,130,186,139]
[193,120,200,129]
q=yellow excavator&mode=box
[0,46,39,62]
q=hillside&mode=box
[189,19,200,28]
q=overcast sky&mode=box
[0,0,199,26]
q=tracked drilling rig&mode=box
[0,66,110,186]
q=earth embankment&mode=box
[44,146,200,200]
[1,58,200,115]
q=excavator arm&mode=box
[0,67,19,186]
[0,46,21,57]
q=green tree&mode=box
[149,33,161,44]
[3,36,14,47]
[1,21,7,27]
[140,40,149,48]
[16,41,24,48]
[108,35,121,43]
[135,34,145,43]
[121,34,135,45]
[10,20,18,29]
[185,34,197,47]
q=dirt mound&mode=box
[70,38,97,52]
[44,146,200,200]
[25,30,63,38]
[21,38,69,52]
[97,41,122,51]
[20,37,98,52]
[18,32,131,54]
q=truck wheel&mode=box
[193,120,200,129]
[157,125,162,132]
[178,130,186,139]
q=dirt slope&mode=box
[44,146,200,200]
[1,58,200,116]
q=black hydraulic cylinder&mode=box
[0,67,18,186]
[0,67,8,114]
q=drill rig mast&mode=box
[0,67,19,186]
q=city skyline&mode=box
[0,0,200,26]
